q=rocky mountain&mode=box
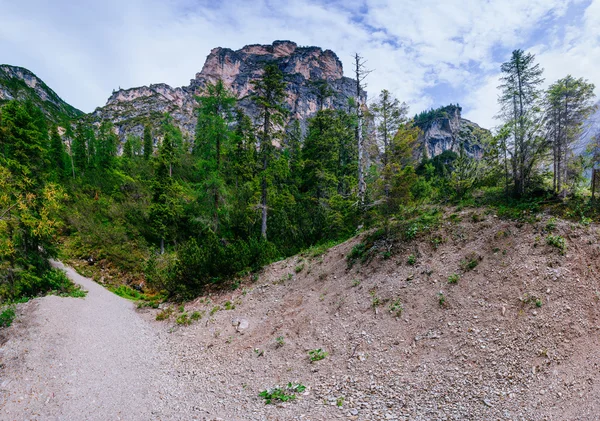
[91,40,361,141]
[0,65,83,123]
[414,104,488,159]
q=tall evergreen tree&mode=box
[95,121,118,170]
[72,122,88,173]
[49,125,66,178]
[143,124,153,160]
[545,75,596,196]
[251,63,288,239]
[195,79,236,233]
[372,90,408,198]
[498,49,546,197]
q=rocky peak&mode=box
[92,40,359,142]
[414,105,488,159]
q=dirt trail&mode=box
[0,261,176,421]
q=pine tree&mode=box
[372,89,408,198]
[251,63,288,239]
[352,53,372,207]
[149,129,182,254]
[545,75,596,196]
[72,122,88,173]
[95,121,118,170]
[498,49,546,197]
[49,125,66,179]
[195,79,236,233]
[143,124,153,160]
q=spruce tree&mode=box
[49,125,66,179]
[251,63,288,239]
[195,79,236,233]
[545,75,596,196]
[498,49,545,197]
[143,124,153,160]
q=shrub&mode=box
[546,235,567,254]
[407,254,416,265]
[259,383,306,404]
[448,273,460,284]
[0,306,16,328]
[308,348,328,362]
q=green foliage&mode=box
[546,234,567,254]
[308,348,328,362]
[0,306,16,327]
[447,273,460,284]
[176,312,191,325]
[407,254,416,265]
[275,335,285,348]
[389,298,403,316]
[259,383,306,404]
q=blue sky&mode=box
[1,0,598,129]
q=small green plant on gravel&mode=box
[0,306,16,328]
[336,396,345,407]
[431,236,443,250]
[382,251,392,260]
[190,310,203,321]
[389,299,403,317]
[223,300,235,310]
[176,313,191,326]
[546,234,567,254]
[581,216,592,227]
[352,279,361,287]
[460,253,480,271]
[535,299,543,308]
[295,263,305,273]
[259,383,306,404]
[155,306,174,321]
[407,254,416,265]
[448,273,460,284]
[308,348,328,362]
[545,218,557,232]
[178,305,185,312]
[210,305,221,315]
[254,348,264,357]
[438,292,446,307]
[370,290,382,308]
[275,336,285,348]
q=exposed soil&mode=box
[1,210,600,420]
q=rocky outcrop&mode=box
[0,65,83,122]
[414,105,488,159]
[91,40,361,142]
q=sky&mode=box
[1,0,599,129]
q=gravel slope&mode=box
[0,261,178,421]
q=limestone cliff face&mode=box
[0,65,83,122]
[415,105,488,159]
[92,40,359,141]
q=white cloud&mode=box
[0,0,598,129]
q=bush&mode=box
[0,306,16,328]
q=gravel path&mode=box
[0,261,177,421]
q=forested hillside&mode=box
[1,45,599,307]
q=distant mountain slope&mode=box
[0,65,83,123]
[90,40,361,141]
